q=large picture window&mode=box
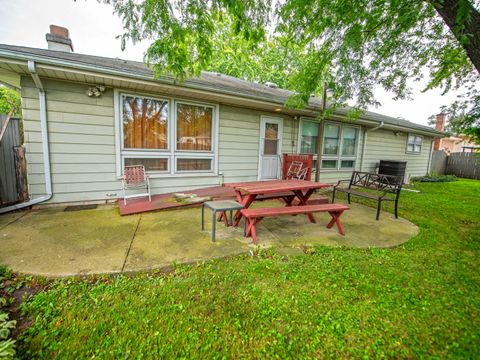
[176,103,213,151]
[321,123,359,170]
[118,93,216,176]
[123,95,168,149]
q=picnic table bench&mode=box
[332,171,403,220]
[241,203,350,243]
[225,180,331,226]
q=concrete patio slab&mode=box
[0,206,139,276]
[123,208,251,271]
[0,211,25,230]
[0,201,418,277]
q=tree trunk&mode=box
[430,0,480,74]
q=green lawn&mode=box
[16,180,480,358]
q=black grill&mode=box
[379,160,407,177]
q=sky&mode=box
[0,0,468,126]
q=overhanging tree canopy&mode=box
[105,0,480,138]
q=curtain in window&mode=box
[125,158,168,171]
[323,124,340,155]
[123,96,168,149]
[341,127,358,155]
[177,104,213,151]
[177,158,212,171]
[300,121,319,153]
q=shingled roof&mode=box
[0,44,441,135]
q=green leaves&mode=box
[107,0,479,118]
[0,313,16,359]
[0,87,21,118]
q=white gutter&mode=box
[0,60,52,214]
[359,121,384,171]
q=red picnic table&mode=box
[224,179,331,226]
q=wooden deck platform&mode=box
[118,186,236,216]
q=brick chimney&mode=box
[46,25,73,52]
[433,112,446,150]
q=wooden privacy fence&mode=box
[0,114,28,206]
[446,152,480,180]
[430,150,480,180]
[430,150,448,175]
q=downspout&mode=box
[359,121,384,172]
[0,61,52,214]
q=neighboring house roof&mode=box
[0,43,442,136]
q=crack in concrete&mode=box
[121,215,141,272]
[0,211,28,231]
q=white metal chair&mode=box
[286,161,309,180]
[122,165,151,205]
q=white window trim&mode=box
[320,121,361,171]
[406,134,423,154]
[114,89,219,178]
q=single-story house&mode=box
[0,26,442,207]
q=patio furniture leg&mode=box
[282,195,296,206]
[347,193,351,204]
[230,210,233,226]
[244,217,263,244]
[332,188,336,203]
[201,204,205,231]
[251,221,258,244]
[222,211,229,226]
[233,193,257,227]
[212,210,216,242]
[326,210,345,235]
[245,218,252,237]
[293,189,316,223]
[147,177,152,202]
[376,200,382,221]
[394,199,399,219]
[217,211,230,226]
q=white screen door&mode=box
[258,116,283,179]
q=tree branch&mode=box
[429,0,480,74]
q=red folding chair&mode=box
[122,165,151,205]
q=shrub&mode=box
[411,175,458,183]
[0,266,16,360]
[0,312,16,360]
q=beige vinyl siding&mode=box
[218,105,294,183]
[21,76,433,205]
[22,78,221,203]
[21,78,295,204]
[281,117,298,154]
[362,128,433,182]
[21,77,120,203]
[218,106,259,183]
